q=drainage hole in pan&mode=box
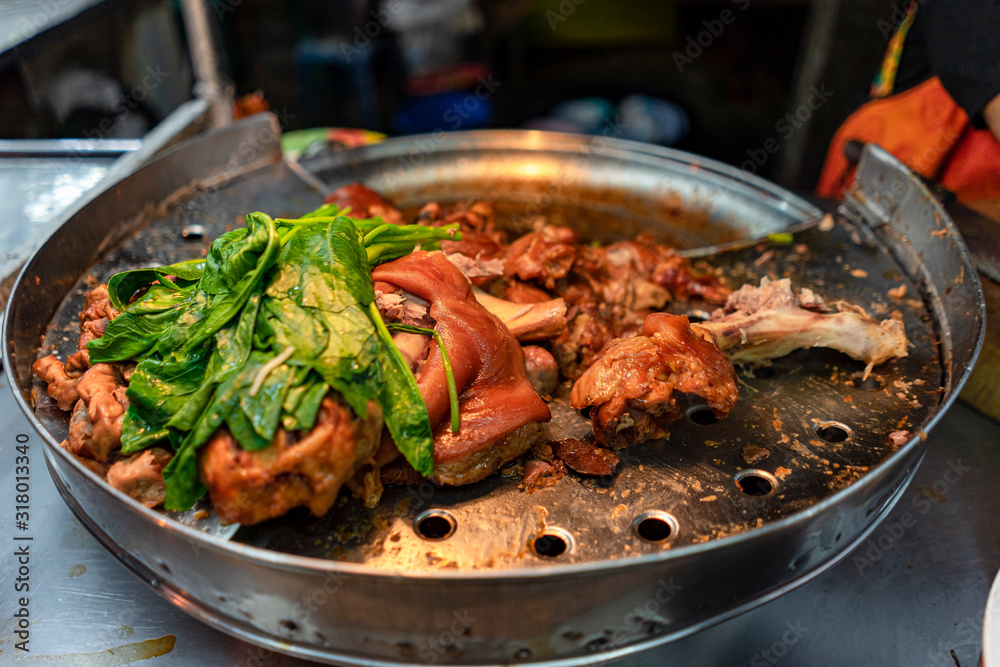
[532,528,573,558]
[686,404,718,425]
[735,469,778,496]
[815,421,852,443]
[851,374,884,391]
[181,224,205,240]
[414,510,456,540]
[632,510,677,543]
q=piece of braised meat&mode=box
[550,438,620,476]
[78,284,120,353]
[522,345,560,397]
[33,283,130,475]
[199,397,383,525]
[32,284,124,411]
[35,357,128,463]
[525,227,730,380]
[33,355,82,411]
[504,226,577,290]
[106,447,173,508]
[571,313,739,448]
[373,250,551,486]
[75,363,128,462]
[693,278,908,374]
[323,183,404,225]
[419,200,509,260]
[519,457,566,492]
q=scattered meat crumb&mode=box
[550,438,619,477]
[741,445,770,464]
[888,284,907,300]
[754,250,774,267]
[888,430,910,447]
[519,459,566,493]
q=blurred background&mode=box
[0,0,899,191]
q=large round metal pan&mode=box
[3,116,985,665]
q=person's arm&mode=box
[985,92,1000,144]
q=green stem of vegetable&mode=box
[361,223,393,245]
[386,322,460,434]
[364,224,462,266]
[274,216,339,224]
[279,225,304,246]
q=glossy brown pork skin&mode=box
[373,251,551,485]
[570,313,739,448]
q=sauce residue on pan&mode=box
[20,634,175,664]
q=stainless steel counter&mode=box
[0,156,115,282]
[1,368,998,666]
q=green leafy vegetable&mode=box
[92,206,461,512]
[385,320,460,435]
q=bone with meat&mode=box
[470,286,567,341]
[693,277,908,374]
